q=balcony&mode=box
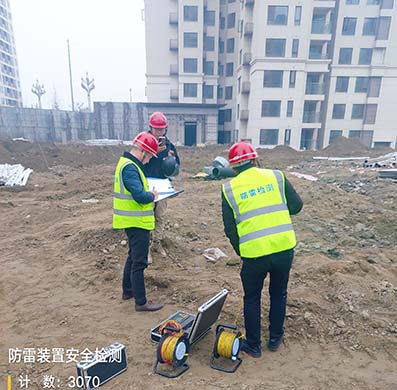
[169,12,178,25]
[245,0,255,5]
[303,111,321,123]
[311,21,332,34]
[243,52,252,65]
[169,64,178,75]
[244,22,254,36]
[169,39,178,51]
[309,50,330,60]
[241,81,250,94]
[240,109,249,121]
[305,82,325,95]
[170,89,179,100]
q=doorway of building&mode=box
[184,122,197,146]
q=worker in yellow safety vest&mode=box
[113,132,163,312]
[222,141,303,357]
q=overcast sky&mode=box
[11,0,147,110]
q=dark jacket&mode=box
[222,165,303,257]
[144,137,180,178]
[121,152,154,204]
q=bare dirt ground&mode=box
[0,138,396,390]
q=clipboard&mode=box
[147,178,184,202]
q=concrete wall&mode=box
[0,102,219,145]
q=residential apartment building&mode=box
[0,0,22,107]
[145,0,397,149]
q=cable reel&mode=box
[153,320,190,378]
[210,324,242,373]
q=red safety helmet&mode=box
[133,132,159,158]
[149,112,168,129]
[228,141,258,167]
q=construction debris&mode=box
[289,172,318,182]
[202,247,228,262]
[363,152,397,169]
[0,164,33,186]
[379,169,397,179]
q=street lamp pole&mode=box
[67,39,75,111]
[81,72,95,111]
[31,80,45,109]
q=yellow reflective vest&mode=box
[222,167,296,258]
[113,156,155,230]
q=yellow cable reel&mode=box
[153,320,190,378]
[210,324,242,373]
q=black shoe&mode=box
[240,339,262,358]
[122,293,134,301]
[268,335,283,351]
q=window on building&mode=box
[284,129,291,145]
[239,49,242,64]
[364,104,377,124]
[183,58,198,73]
[228,0,236,3]
[381,0,394,9]
[346,0,359,3]
[217,86,223,99]
[218,63,224,76]
[203,84,214,99]
[184,6,198,21]
[368,77,382,97]
[292,39,299,58]
[220,16,225,29]
[226,38,235,53]
[237,77,241,93]
[355,77,369,92]
[359,48,372,65]
[184,32,198,48]
[342,17,357,35]
[260,129,279,145]
[329,130,343,143]
[204,10,215,26]
[287,101,294,117]
[363,18,377,35]
[261,101,281,117]
[204,35,215,51]
[289,71,296,88]
[226,62,234,76]
[336,76,349,92]
[224,109,232,122]
[352,104,365,119]
[339,48,353,64]
[227,13,236,28]
[219,39,224,53]
[184,83,198,97]
[265,39,286,57]
[294,6,302,26]
[377,16,391,39]
[367,0,380,4]
[372,48,386,65]
[263,70,283,88]
[225,86,233,100]
[267,6,288,25]
[203,60,214,75]
[332,104,346,119]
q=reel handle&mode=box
[216,323,237,334]
[161,325,182,335]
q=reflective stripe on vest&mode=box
[113,157,155,230]
[223,168,296,258]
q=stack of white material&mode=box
[0,164,33,186]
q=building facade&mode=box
[0,0,22,107]
[145,0,397,149]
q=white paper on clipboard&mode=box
[147,177,184,202]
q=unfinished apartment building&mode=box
[145,0,397,149]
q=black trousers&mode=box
[240,249,294,347]
[122,227,150,306]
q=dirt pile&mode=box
[321,136,369,157]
